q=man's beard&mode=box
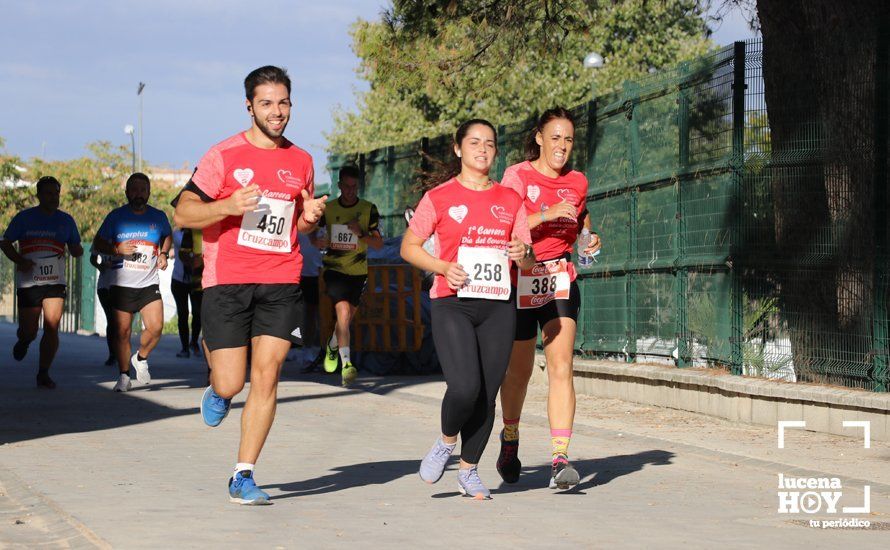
[257,117,287,140]
[129,197,147,209]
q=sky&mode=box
[0,1,758,186]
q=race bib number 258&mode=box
[457,246,511,301]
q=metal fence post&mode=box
[872,29,889,392]
[496,125,507,178]
[676,67,691,368]
[80,255,96,333]
[583,99,598,352]
[729,41,747,376]
[626,82,641,363]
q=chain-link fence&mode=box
[0,253,96,333]
[328,39,889,392]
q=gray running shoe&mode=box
[457,466,491,500]
[419,438,455,484]
[549,457,580,489]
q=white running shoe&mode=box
[130,353,151,385]
[113,373,132,392]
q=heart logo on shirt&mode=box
[233,168,254,187]
[490,205,513,224]
[527,185,541,203]
[448,205,468,224]
[277,169,302,188]
[557,188,578,203]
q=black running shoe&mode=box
[36,371,56,389]
[12,339,29,361]
[549,456,580,490]
[496,430,521,484]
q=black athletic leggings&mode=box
[97,288,116,358]
[431,296,516,464]
[171,279,203,350]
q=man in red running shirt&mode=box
[174,65,327,505]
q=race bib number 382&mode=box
[238,196,294,253]
[457,246,511,301]
[517,259,570,309]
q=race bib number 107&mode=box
[457,246,511,301]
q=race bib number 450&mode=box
[238,196,294,253]
[330,224,358,251]
[517,259,570,309]
[457,246,511,301]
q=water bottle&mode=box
[577,228,594,267]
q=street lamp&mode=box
[124,124,136,173]
[583,52,604,101]
[137,82,145,172]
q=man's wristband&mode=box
[159,251,169,258]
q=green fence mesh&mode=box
[327,39,890,392]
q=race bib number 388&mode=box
[457,246,511,301]
[517,259,570,309]
[238,196,294,253]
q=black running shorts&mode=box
[323,270,367,307]
[110,285,162,314]
[17,284,67,308]
[514,280,581,341]
[202,283,304,351]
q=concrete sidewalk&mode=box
[0,322,888,548]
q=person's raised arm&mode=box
[173,186,260,229]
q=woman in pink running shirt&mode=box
[401,119,536,500]
[495,107,602,490]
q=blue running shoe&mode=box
[419,437,456,484]
[200,386,231,427]
[228,470,271,505]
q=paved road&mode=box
[0,323,887,548]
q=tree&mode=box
[328,0,713,153]
[3,141,178,241]
[750,0,887,384]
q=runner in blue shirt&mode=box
[93,173,172,392]
[1,176,83,388]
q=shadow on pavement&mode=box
[266,459,420,499]
[0,323,441,445]
[492,450,676,495]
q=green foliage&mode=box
[1,139,178,242]
[328,0,714,153]
[163,315,181,335]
